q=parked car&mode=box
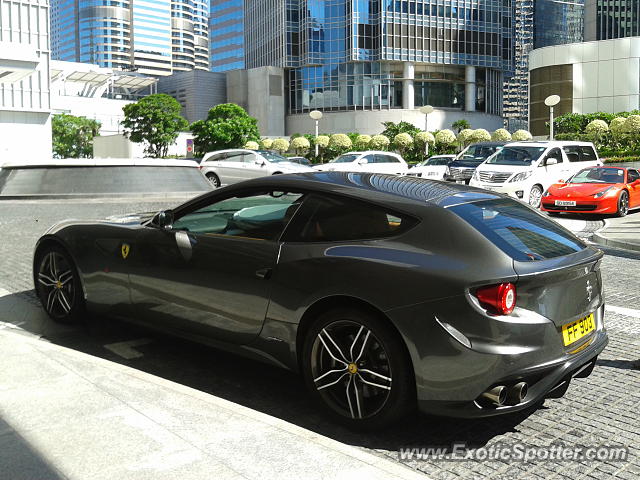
[445,142,507,184]
[314,151,408,175]
[407,154,456,179]
[200,149,314,187]
[287,156,312,166]
[541,166,640,217]
[34,172,607,429]
[469,141,603,208]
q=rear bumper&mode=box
[389,296,608,418]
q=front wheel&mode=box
[301,307,414,430]
[528,185,543,208]
[34,245,84,323]
[205,172,221,188]
[617,190,629,217]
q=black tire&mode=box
[528,185,543,208]
[205,172,221,188]
[34,245,85,324]
[301,307,415,430]
[617,190,629,217]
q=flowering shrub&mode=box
[491,128,512,141]
[272,138,290,153]
[610,117,627,134]
[261,138,273,149]
[369,134,390,150]
[354,134,372,149]
[623,115,640,134]
[314,135,330,148]
[244,141,259,150]
[291,136,310,153]
[456,129,474,146]
[394,132,413,150]
[435,129,456,145]
[585,119,609,135]
[511,129,533,141]
[329,133,353,150]
[470,128,491,143]
[414,131,435,146]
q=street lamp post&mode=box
[544,95,560,140]
[309,110,323,159]
[419,105,434,156]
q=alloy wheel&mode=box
[529,185,543,208]
[309,320,392,420]
[618,191,629,217]
[206,173,220,187]
[37,251,76,319]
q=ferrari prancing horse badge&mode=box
[121,243,130,259]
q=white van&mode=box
[314,151,408,175]
[469,141,603,207]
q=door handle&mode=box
[255,268,272,280]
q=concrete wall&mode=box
[93,132,194,158]
[0,0,52,161]
[51,95,132,136]
[157,70,227,123]
[285,109,503,136]
[529,37,640,115]
[226,66,285,136]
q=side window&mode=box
[172,191,304,240]
[563,146,581,163]
[578,146,598,162]
[205,153,226,163]
[283,194,417,242]
[375,154,399,163]
[628,169,640,182]
[360,154,375,164]
[545,148,562,164]
[242,152,257,163]
[225,152,245,163]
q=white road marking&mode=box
[605,305,640,319]
[104,338,152,360]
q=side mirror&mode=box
[153,210,174,229]
[255,160,266,166]
[545,158,558,166]
[358,158,368,165]
[633,179,640,186]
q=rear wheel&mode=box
[528,185,543,208]
[301,307,414,430]
[617,190,629,217]
[34,245,84,323]
[205,172,221,187]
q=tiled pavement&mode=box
[0,199,638,480]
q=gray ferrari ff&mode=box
[33,172,607,429]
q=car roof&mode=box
[207,172,500,213]
[1,158,200,168]
[504,141,595,147]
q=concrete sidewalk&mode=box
[592,212,640,252]
[0,319,424,480]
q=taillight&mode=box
[198,165,203,170]
[475,283,517,315]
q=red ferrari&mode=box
[541,166,640,217]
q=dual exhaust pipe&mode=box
[480,382,528,407]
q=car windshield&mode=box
[460,145,502,161]
[259,152,290,163]
[569,168,625,184]
[485,146,546,166]
[330,154,360,163]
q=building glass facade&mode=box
[534,0,584,49]
[245,0,513,116]
[209,0,245,71]
[587,0,640,40]
[51,0,209,75]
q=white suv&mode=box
[469,141,603,207]
[314,151,408,175]
[200,149,314,187]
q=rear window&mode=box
[450,199,585,261]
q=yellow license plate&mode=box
[562,313,595,346]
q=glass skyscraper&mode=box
[209,0,245,71]
[534,0,584,49]
[51,0,209,75]
[585,0,640,41]
[244,0,513,116]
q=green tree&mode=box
[52,113,101,158]
[381,121,420,139]
[121,94,188,157]
[451,119,471,133]
[190,103,259,155]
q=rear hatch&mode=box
[448,198,603,347]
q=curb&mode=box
[591,232,640,252]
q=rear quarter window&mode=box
[450,199,585,261]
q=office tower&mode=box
[209,0,244,71]
[51,0,209,75]
[585,0,640,41]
